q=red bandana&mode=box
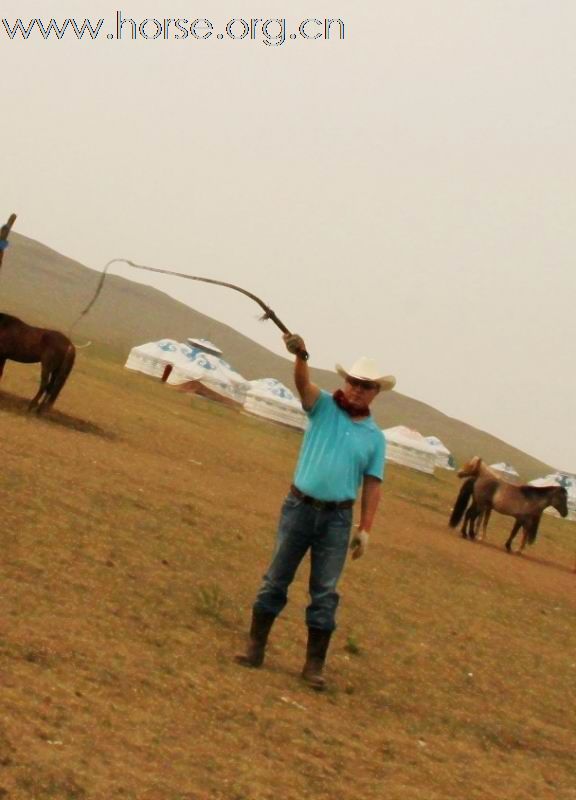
[332,389,371,419]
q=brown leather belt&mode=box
[290,484,354,511]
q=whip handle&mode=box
[265,308,310,361]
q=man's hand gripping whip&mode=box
[0,213,17,273]
[76,258,310,360]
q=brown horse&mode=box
[450,457,569,553]
[453,457,502,540]
[0,313,76,413]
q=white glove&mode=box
[283,333,306,355]
[350,529,369,560]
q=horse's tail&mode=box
[48,342,76,405]
[449,478,475,527]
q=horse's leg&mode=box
[462,505,477,539]
[470,508,483,540]
[478,508,492,542]
[517,520,535,555]
[473,510,484,541]
[470,506,484,540]
[461,506,472,538]
[468,508,482,539]
[518,526,529,555]
[41,344,75,411]
[38,368,59,412]
[29,361,52,412]
[505,520,522,553]
[36,368,58,413]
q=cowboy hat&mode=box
[335,357,396,391]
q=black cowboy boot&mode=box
[235,610,276,668]
[301,627,333,691]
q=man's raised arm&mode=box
[283,334,320,411]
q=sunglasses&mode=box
[346,376,379,391]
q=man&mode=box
[236,333,395,689]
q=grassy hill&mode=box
[0,231,553,478]
[0,350,574,800]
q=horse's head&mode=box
[552,487,569,518]
[457,456,482,479]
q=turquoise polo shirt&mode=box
[293,390,386,502]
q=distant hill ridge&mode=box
[0,231,552,478]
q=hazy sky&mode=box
[3,1,575,471]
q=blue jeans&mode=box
[253,492,353,631]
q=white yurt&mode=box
[529,474,576,521]
[489,462,520,481]
[382,426,437,474]
[546,471,576,493]
[166,345,249,407]
[124,339,181,378]
[243,379,307,431]
[424,436,454,470]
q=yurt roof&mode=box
[246,379,302,409]
[383,426,437,454]
[529,477,561,488]
[490,462,520,476]
[186,337,223,356]
[172,346,247,385]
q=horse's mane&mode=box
[519,484,562,498]
[458,456,500,480]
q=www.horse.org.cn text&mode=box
[1,13,346,47]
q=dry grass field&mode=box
[1,348,575,800]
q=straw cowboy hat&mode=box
[335,357,396,391]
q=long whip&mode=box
[75,258,309,360]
